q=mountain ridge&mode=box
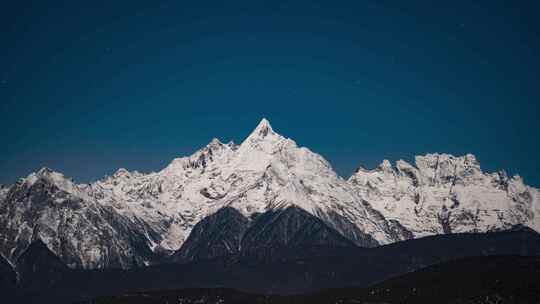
[0,118,538,268]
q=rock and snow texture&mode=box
[0,168,157,269]
[0,119,538,268]
[349,153,540,237]
[84,118,410,253]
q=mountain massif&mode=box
[10,228,540,303]
[0,119,538,269]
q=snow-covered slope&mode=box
[348,153,540,237]
[86,119,409,252]
[0,119,538,269]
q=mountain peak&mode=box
[239,118,284,151]
[113,168,131,178]
[238,118,290,155]
[37,167,53,175]
[209,137,223,146]
[27,167,65,185]
[257,117,272,128]
[23,167,81,195]
[205,138,231,153]
[377,159,394,172]
[250,118,274,138]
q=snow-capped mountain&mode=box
[0,119,538,269]
[0,168,157,268]
[84,119,410,252]
[349,153,540,237]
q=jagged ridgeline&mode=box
[0,119,538,268]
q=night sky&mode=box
[1,1,539,186]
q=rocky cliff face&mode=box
[0,119,538,269]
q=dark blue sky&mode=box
[1,1,539,186]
